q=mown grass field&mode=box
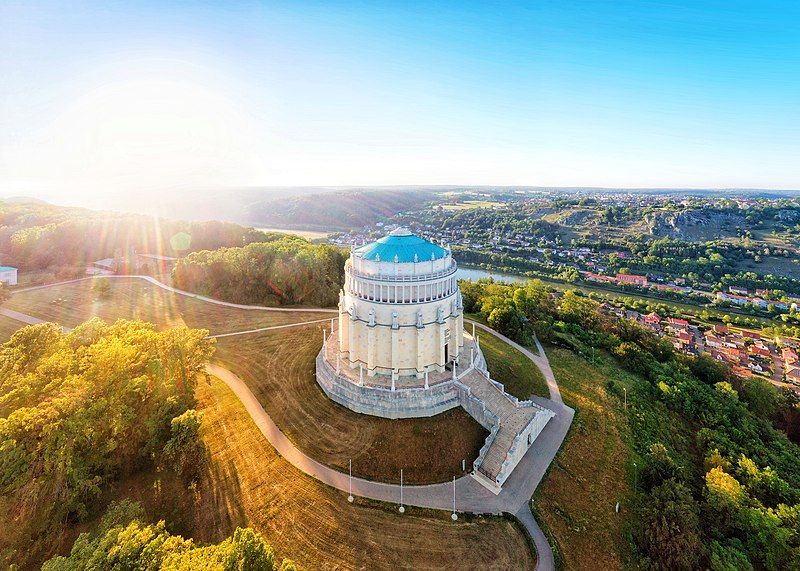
[475,327,549,399]
[4,278,332,335]
[214,326,489,484]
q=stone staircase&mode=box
[457,370,554,490]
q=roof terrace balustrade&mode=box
[347,261,458,282]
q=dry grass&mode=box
[534,345,632,570]
[0,315,22,342]
[191,377,534,570]
[4,278,332,335]
[214,326,488,484]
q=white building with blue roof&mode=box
[338,227,464,379]
[0,266,18,286]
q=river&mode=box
[455,266,529,284]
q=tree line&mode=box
[173,236,346,307]
[0,200,277,276]
[462,277,800,569]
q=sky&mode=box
[1,1,799,206]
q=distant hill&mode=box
[243,189,439,230]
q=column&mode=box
[367,324,377,376]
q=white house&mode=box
[0,266,18,286]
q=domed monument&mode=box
[316,228,555,491]
[339,228,464,380]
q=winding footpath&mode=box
[3,275,573,570]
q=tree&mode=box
[0,283,8,305]
[487,303,527,343]
[639,479,704,571]
[162,409,207,481]
[91,278,111,300]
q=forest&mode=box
[0,319,214,566]
[462,278,800,570]
[173,236,346,307]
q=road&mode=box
[3,275,573,570]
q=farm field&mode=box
[255,226,332,240]
[214,326,489,484]
[4,278,332,335]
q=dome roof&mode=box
[355,228,448,263]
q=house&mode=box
[643,312,661,325]
[716,292,748,306]
[729,286,749,296]
[714,324,729,334]
[742,330,761,340]
[616,273,648,286]
[0,266,18,286]
[786,367,800,385]
[705,333,724,349]
[750,346,771,358]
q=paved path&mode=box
[0,306,49,326]
[469,320,562,404]
[4,277,573,570]
[11,274,338,314]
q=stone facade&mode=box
[338,228,463,380]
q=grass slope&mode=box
[534,341,696,570]
[214,326,488,484]
[476,328,549,398]
[0,315,22,342]
[4,278,332,335]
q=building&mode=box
[338,228,464,379]
[616,273,648,286]
[316,228,554,491]
[0,266,18,286]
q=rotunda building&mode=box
[315,227,554,490]
[338,228,464,380]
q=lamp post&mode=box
[451,476,458,520]
[348,459,354,503]
[399,469,405,513]
[623,387,627,410]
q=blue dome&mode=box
[355,228,448,263]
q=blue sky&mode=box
[1,1,798,204]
